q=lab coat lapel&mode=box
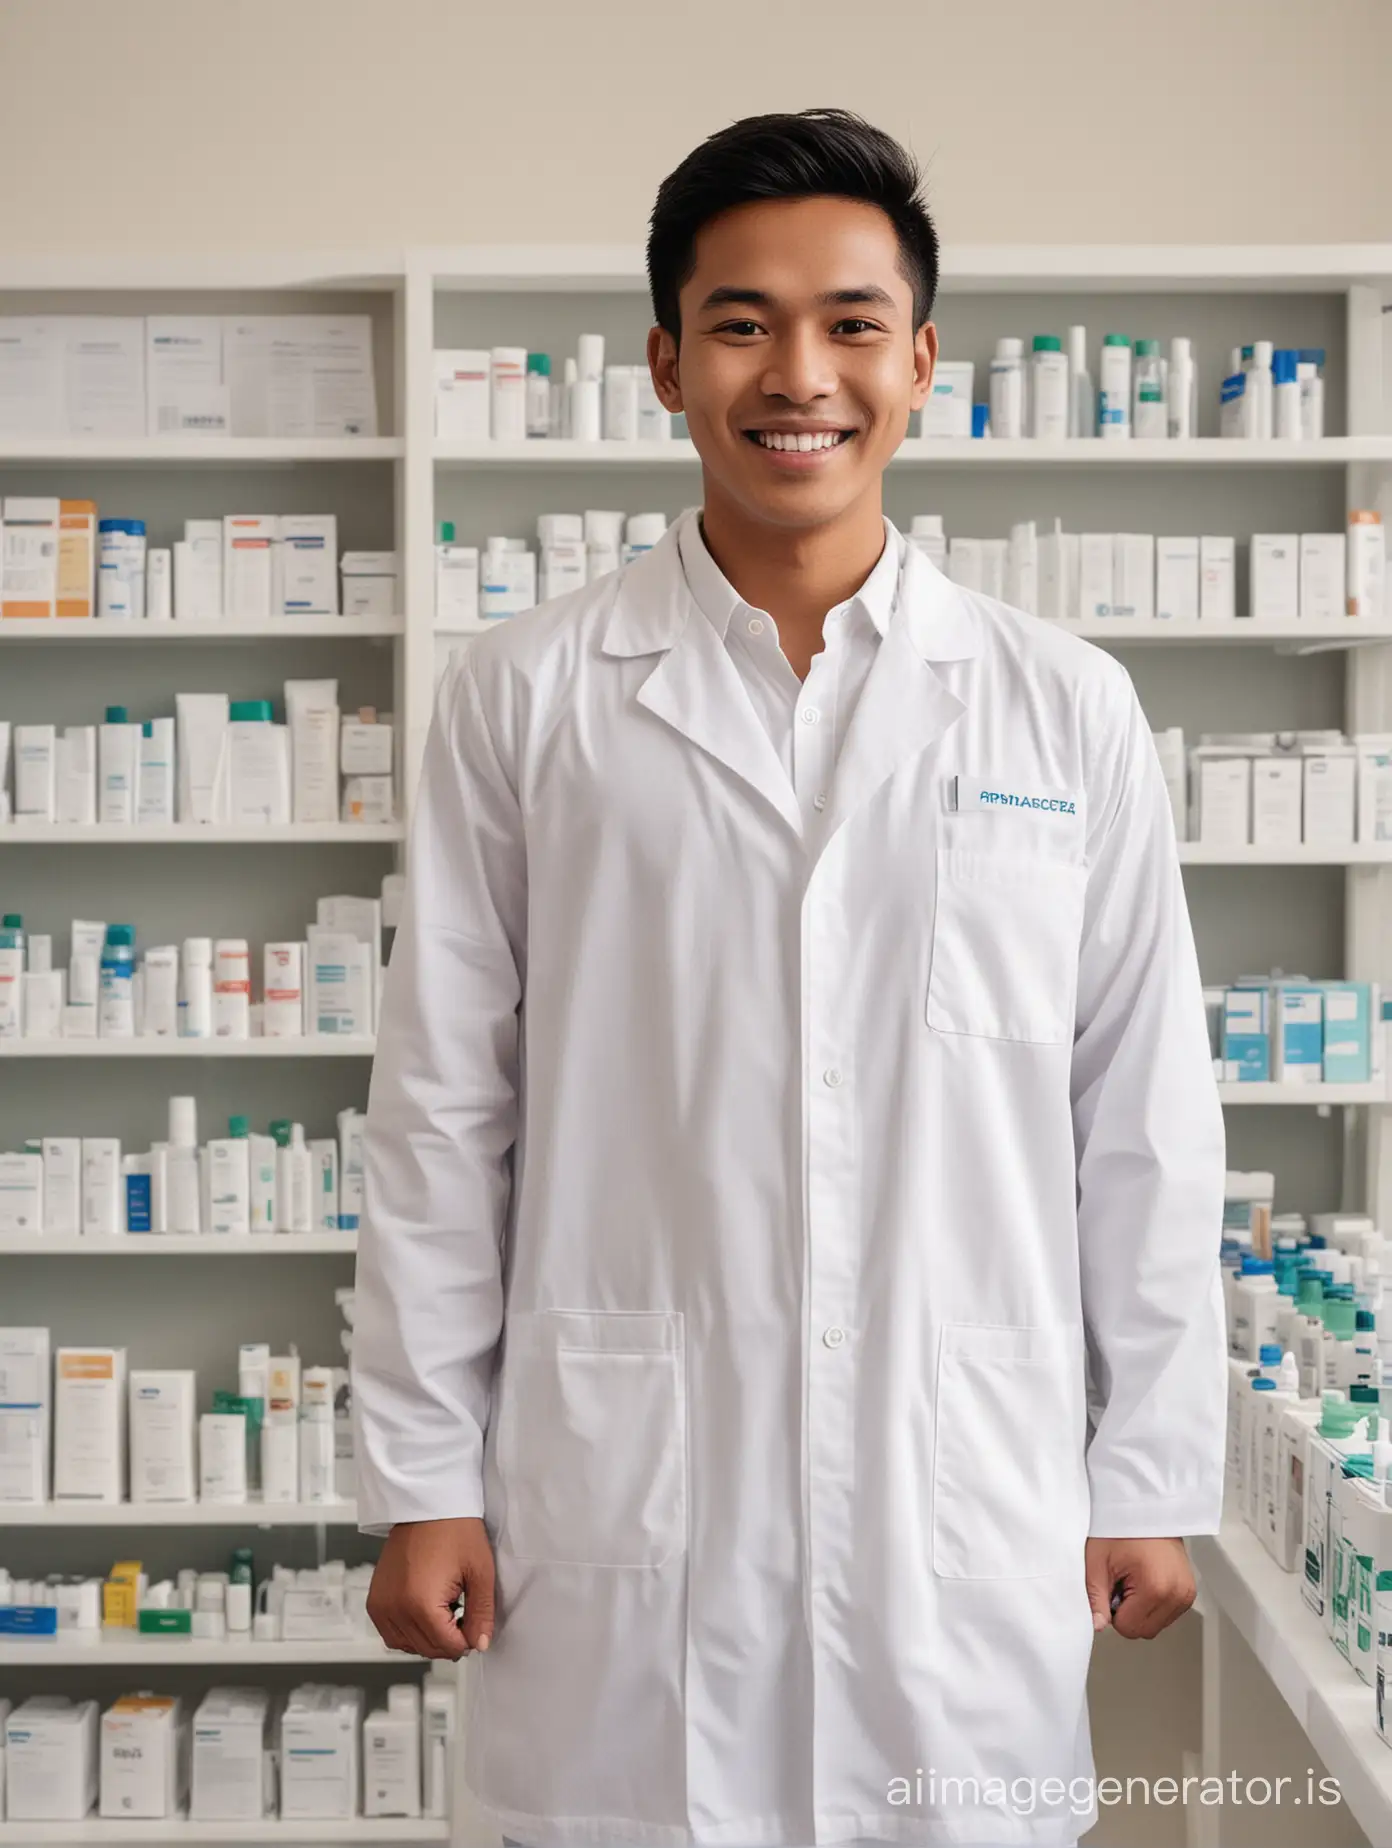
[603,526,804,837]
[819,542,982,850]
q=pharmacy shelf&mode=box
[0,1233,356,1255]
[0,616,404,642]
[0,823,403,844]
[1178,844,1392,866]
[0,1633,404,1667]
[3,1501,359,1527]
[1192,1524,1392,1848]
[1059,618,1392,650]
[0,437,403,465]
[1218,1083,1386,1106]
[0,1038,375,1059]
[0,1823,448,1845]
[433,435,1392,469]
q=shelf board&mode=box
[0,823,402,844]
[0,616,403,642]
[434,435,1392,468]
[1061,618,1392,650]
[3,1500,359,1527]
[1218,1082,1385,1105]
[0,437,402,465]
[1192,1525,1392,1848]
[0,1822,447,1845]
[0,1232,356,1254]
[0,1038,375,1059]
[1178,844,1390,866]
[0,1632,403,1667]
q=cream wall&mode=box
[0,0,1388,252]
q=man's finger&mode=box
[1083,1552,1114,1631]
[461,1555,497,1651]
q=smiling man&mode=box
[353,109,1227,1848]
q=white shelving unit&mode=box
[4,242,1392,1848]
[0,1039,375,1058]
[2,1502,359,1527]
[0,1234,356,1256]
[0,1824,448,1845]
[0,1634,400,1667]
[0,824,403,844]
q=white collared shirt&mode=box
[676,510,904,845]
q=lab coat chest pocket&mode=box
[926,847,1087,1044]
[932,1323,1088,1579]
[496,1309,686,1568]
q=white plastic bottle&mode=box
[212,939,251,1040]
[180,937,213,1039]
[524,354,551,439]
[1132,340,1166,438]
[988,337,1025,440]
[1029,336,1068,440]
[207,1115,251,1236]
[1166,337,1196,439]
[1098,335,1132,438]
[1299,349,1325,440]
[1249,339,1274,440]
[1066,325,1093,439]
[167,1096,201,1234]
[1273,349,1301,440]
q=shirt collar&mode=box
[676,507,904,644]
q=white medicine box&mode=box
[1192,751,1251,846]
[434,349,491,441]
[1199,536,1236,621]
[341,716,394,776]
[1155,537,1199,622]
[100,1695,186,1819]
[1250,535,1300,623]
[1300,533,1346,622]
[6,1697,100,1821]
[1250,756,1302,848]
[1358,739,1392,843]
[1303,750,1357,845]
[340,551,398,618]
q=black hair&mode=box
[646,108,939,340]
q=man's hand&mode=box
[367,1516,497,1660]
[1085,1536,1195,1640]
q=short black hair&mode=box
[647,108,939,341]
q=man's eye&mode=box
[835,319,879,335]
[717,321,763,337]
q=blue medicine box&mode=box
[1319,981,1373,1083]
[1271,984,1323,1085]
[0,1605,59,1635]
[1223,986,1270,1082]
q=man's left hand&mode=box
[1085,1536,1195,1639]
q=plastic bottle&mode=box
[96,519,147,621]
[98,924,136,1039]
[1028,336,1068,440]
[1298,348,1325,440]
[167,1096,201,1234]
[1098,334,1132,438]
[988,337,1025,439]
[524,354,551,439]
[180,937,213,1039]
[0,915,23,1040]
[1132,340,1166,438]
[1273,349,1301,440]
[1066,325,1093,439]
[1166,337,1195,438]
[1249,339,1274,439]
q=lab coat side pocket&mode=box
[926,848,1087,1045]
[931,1322,1088,1580]
[496,1308,687,1569]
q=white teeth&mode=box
[755,430,846,451]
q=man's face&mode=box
[649,194,936,531]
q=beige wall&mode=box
[0,0,1388,253]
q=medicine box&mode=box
[1111,534,1154,619]
[1192,751,1251,846]
[341,551,398,618]
[5,1697,100,1821]
[1320,982,1375,1084]
[1271,984,1323,1085]
[1357,740,1392,843]
[53,1346,126,1503]
[1155,536,1199,622]
[1223,986,1270,1082]
[1200,536,1236,621]
[1078,534,1113,618]
[100,1694,185,1820]
[1250,534,1300,622]
[280,1684,363,1820]
[1250,756,1302,848]
[1301,534,1346,622]
[0,1325,50,1503]
[190,1687,271,1821]
[1303,751,1357,846]
[433,349,491,440]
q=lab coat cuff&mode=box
[1087,1491,1224,1541]
[356,1489,487,1538]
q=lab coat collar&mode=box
[602,508,983,666]
[602,510,979,841]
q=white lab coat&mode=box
[353,512,1227,1848]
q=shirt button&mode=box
[823,1326,846,1349]
[800,706,820,725]
[813,793,827,811]
[747,617,765,635]
[823,1067,843,1088]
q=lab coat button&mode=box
[800,706,820,725]
[747,617,765,635]
[823,1067,843,1088]
[823,1326,846,1348]
[813,793,827,811]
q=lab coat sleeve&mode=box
[352,647,525,1535]
[1072,666,1227,1540]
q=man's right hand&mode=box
[366,1516,497,1660]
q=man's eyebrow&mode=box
[696,284,899,312]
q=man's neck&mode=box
[697,488,888,674]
